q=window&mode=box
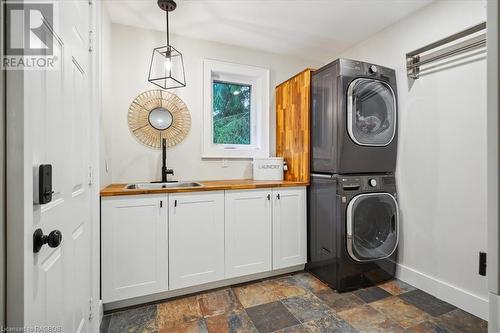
[203,59,269,158]
[212,81,251,145]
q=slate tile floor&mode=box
[100,272,487,333]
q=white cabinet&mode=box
[272,187,307,270]
[101,195,168,302]
[100,186,307,303]
[169,191,225,290]
[225,189,272,278]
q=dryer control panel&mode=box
[338,58,395,80]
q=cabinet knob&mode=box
[277,193,281,200]
[267,194,271,200]
[33,229,62,253]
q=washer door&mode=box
[347,78,396,146]
[346,193,399,262]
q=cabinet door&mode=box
[101,195,168,303]
[273,187,307,269]
[225,189,272,278]
[169,191,225,290]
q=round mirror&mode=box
[128,90,191,149]
[148,107,173,130]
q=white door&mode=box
[225,189,272,278]
[273,187,307,270]
[101,195,168,303]
[20,0,94,331]
[169,192,224,290]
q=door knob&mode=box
[33,228,62,253]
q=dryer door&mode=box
[347,78,396,146]
[346,193,399,262]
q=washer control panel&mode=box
[341,177,361,190]
[339,175,396,194]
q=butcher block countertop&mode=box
[100,179,309,197]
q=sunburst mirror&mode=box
[128,90,191,149]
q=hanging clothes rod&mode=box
[406,22,486,79]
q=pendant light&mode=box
[148,0,186,89]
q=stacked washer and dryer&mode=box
[307,59,400,292]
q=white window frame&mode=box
[203,59,270,158]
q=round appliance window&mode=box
[347,78,396,146]
[346,193,398,262]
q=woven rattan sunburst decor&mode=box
[128,90,191,149]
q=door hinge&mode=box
[479,252,487,276]
[88,297,93,320]
[89,30,94,52]
[88,166,94,186]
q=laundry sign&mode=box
[253,157,284,181]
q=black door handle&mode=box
[33,229,62,253]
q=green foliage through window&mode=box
[213,81,251,145]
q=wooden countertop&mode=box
[100,179,309,197]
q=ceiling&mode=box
[105,0,433,63]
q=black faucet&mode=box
[160,138,174,183]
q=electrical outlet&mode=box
[221,159,229,168]
[479,252,487,276]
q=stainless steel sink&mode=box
[125,182,203,190]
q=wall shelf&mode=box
[406,22,486,79]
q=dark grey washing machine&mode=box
[307,174,399,291]
[312,58,398,174]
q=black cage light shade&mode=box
[148,0,186,89]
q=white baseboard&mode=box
[396,263,488,320]
[489,293,500,331]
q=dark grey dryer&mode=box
[311,58,398,174]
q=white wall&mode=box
[102,23,321,184]
[339,0,488,319]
